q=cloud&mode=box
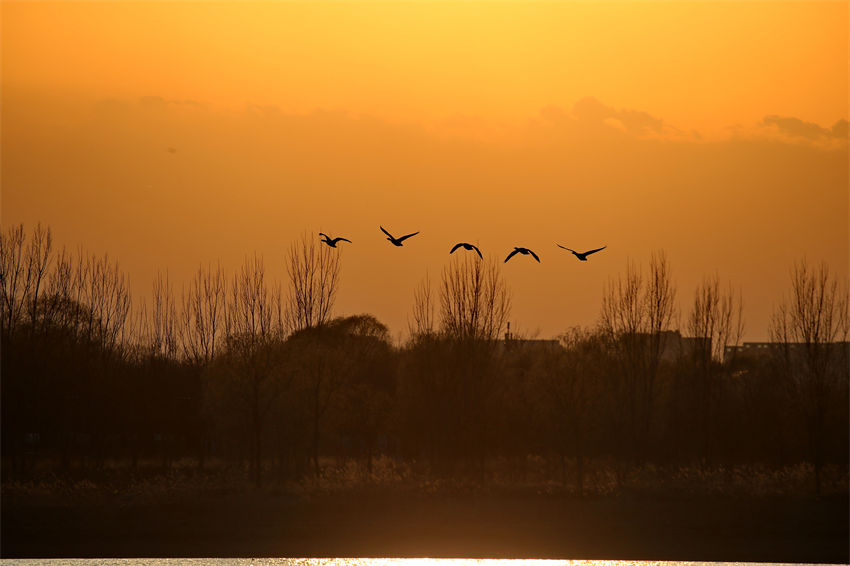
[139,95,169,110]
[572,97,615,124]
[831,119,849,140]
[617,108,666,136]
[573,97,667,136]
[760,115,848,141]
[535,97,676,142]
[138,96,206,111]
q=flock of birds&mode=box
[319,227,607,263]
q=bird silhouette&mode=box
[380,226,419,246]
[504,247,540,263]
[450,242,482,259]
[557,244,606,261]
[319,233,351,248]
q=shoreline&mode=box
[2,491,847,562]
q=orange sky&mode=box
[2,1,848,341]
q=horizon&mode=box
[4,220,849,346]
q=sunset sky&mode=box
[3,1,848,341]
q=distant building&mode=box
[723,342,777,365]
[724,341,850,366]
[608,329,707,362]
[656,330,708,362]
[500,326,707,361]
[502,322,562,353]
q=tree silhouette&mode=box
[210,254,284,486]
[770,259,849,494]
[545,327,607,496]
[1,224,53,336]
[284,233,340,334]
[686,274,743,466]
[439,255,511,341]
[599,251,676,466]
[288,315,390,476]
[2,222,849,498]
[146,270,179,358]
[409,273,436,339]
[181,262,227,366]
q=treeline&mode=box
[2,224,848,494]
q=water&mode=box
[0,559,833,566]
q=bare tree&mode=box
[439,255,511,341]
[0,229,132,353]
[24,243,131,353]
[688,274,744,363]
[1,224,53,335]
[83,253,132,352]
[148,271,178,358]
[687,273,744,465]
[181,263,227,366]
[409,273,436,338]
[175,263,228,470]
[227,254,281,341]
[645,252,677,362]
[599,251,676,464]
[284,234,340,334]
[214,254,284,486]
[770,259,849,494]
[44,246,75,331]
[398,256,511,474]
[1,224,27,334]
[25,224,53,327]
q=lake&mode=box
[0,559,835,566]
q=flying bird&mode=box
[504,247,540,263]
[450,242,483,259]
[557,244,607,261]
[380,226,419,247]
[319,233,351,248]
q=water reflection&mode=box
[0,559,827,566]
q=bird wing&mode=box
[450,243,464,254]
[379,226,394,239]
[529,249,541,262]
[319,233,330,240]
[397,231,420,242]
[557,244,577,254]
[584,246,607,256]
[504,249,520,263]
[472,245,483,259]
[335,238,352,244]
